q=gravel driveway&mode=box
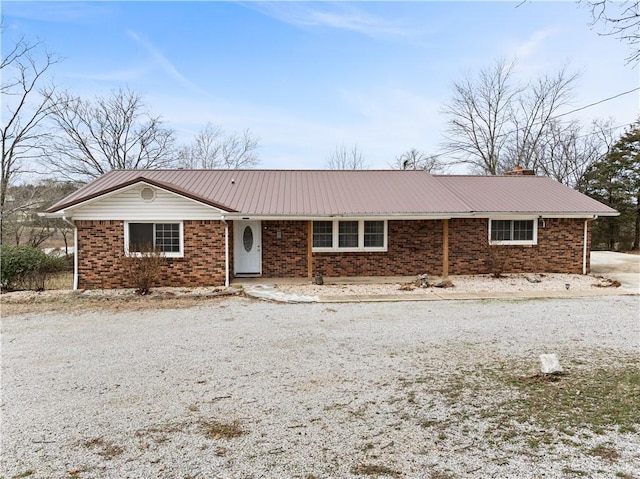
[2,296,639,479]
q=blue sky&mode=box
[3,1,639,171]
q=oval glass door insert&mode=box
[243,226,253,252]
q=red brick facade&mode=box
[447,218,590,275]
[312,220,443,277]
[261,220,308,277]
[76,220,226,289]
[75,217,591,288]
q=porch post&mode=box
[223,217,229,287]
[583,219,588,275]
[73,224,79,290]
[442,219,449,278]
[307,220,313,278]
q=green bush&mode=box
[0,245,69,291]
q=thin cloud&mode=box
[514,28,560,60]
[126,30,213,98]
[248,3,420,38]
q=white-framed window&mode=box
[124,221,184,257]
[489,219,537,245]
[312,220,387,252]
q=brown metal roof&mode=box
[434,175,617,215]
[47,169,617,217]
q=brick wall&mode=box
[448,218,589,275]
[76,217,591,289]
[76,220,227,289]
[312,220,443,277]
[259,218,588,278]
[261,220,308,277]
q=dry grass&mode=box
[82,437,125,459]
[0,293,236,316]
[351,464,403,478]
[200,419,245,440]
[403,352,640,452]
[11,471,35,478]
[44,271,74,290]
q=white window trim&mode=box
[124,221,184,258]
[312,219,387,252]
[488,218,538,246]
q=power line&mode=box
[427,86,639,160]
[552,87,640,119]
[439,87,640,150]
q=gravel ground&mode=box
[1,295,639,479]
[277,273,619,297]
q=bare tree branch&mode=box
[45,88,176,180]
[177,123,260,169]
[1,31,61,240]
[326,143,368,170]
[534,118,614,188]
[585,0,639,64]
[442,59,579,175]
[390,149,447,173]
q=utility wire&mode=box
[437,86,640,154]
[551,87,640,120]
[423,86,639,161]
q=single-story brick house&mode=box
[44,169,617,289]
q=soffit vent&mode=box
[140,187,156,202]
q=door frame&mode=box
[233,220,262,275]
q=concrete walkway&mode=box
[590,251,640,294]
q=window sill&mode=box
[312,247,387,253]
[124,251,184,258]
[488,241,537,246]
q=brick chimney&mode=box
[505,165,535,176]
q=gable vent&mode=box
[140,187,155,202]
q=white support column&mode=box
[73,225,79,290]
[583,219,588,275]
[223,218,229,287]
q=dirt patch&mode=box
[1,288,240,316]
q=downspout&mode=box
[62,216,79,290]
[221,216,229,287]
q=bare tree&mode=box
[535,118,615,188]
[1,178,80,247]
[391,149,447,173]
[503,67,579,172]
[46,88,176,180]
[442,59,517,175]
[442,59,578,175]
[586,0,640,64]
[326,143,367,170]
[1,33,60,231]
[177,123,260,169]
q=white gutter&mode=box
[219,212,618,221]
[221,216,229,287]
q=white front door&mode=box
[234,221,262,275]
